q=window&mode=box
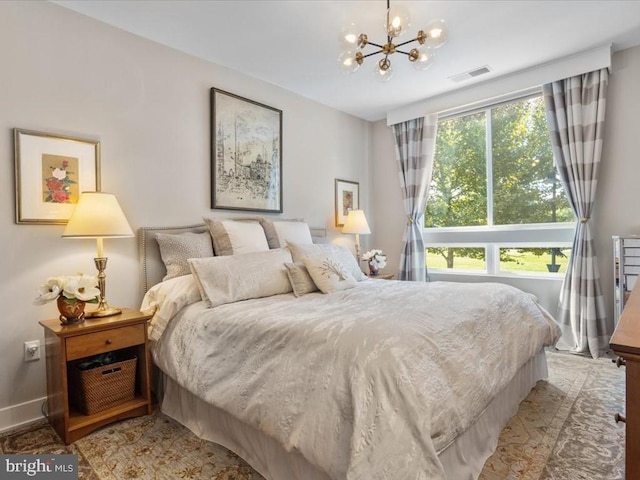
[424,93,575,275]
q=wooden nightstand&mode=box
[39,308,152,444]
[368,273,395,280]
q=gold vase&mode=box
[57,296,86,325]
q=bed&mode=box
[138,220,561,480]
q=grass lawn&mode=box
[426,248,570,274]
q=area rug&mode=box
[0,350,625,479]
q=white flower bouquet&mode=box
[33,274,100,306]
[362,249,387,271]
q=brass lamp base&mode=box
[85,306,122,318]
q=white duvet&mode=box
[143,278,560,480]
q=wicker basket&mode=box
[70,352,137,415]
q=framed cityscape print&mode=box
[335,178,360,227]
[211,88,283,213]
[14,128,101,224]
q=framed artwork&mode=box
[335,178,360,227]
[14,129,101,224]
[211,88,283,213]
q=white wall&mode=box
[0,1,371,429]
[371,45,640,328]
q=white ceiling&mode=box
[52,0,640,122]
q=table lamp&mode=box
[342,209,371,261]
[62,192,134,318]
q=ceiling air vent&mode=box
[449,66,492,83]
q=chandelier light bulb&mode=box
[409,45,435,71]
[374,58,393,82]
[385,3,411,38]
[338,50,361,73]
[339,22,361,50]
[423,19,448,49]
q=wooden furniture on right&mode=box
[613,235,640,327]
[610,279,640,479]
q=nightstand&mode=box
[39,308,152,444]
[368,273,395,280]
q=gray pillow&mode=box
[284,262,319,297]
[156,231,214,281]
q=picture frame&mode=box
[335,178,360,227]
[211,88,283,213]
[14,129,101,225]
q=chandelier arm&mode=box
[395,50,412,56]
[362,49,385,59]
[394,36,421,49]
[367,41,386,49]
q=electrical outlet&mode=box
[24,340,40,362]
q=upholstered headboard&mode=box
[138,223,327,293]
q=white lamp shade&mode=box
[62,192,133,238]
[342,209,371,235]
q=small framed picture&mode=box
[335,178,360,227]
[14,129,101,224]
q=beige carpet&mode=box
[0,350,625,479]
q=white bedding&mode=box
[143,278,560,480]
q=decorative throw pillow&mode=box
[284,262,319,297]
[203,218,269,256]
[188,248,293,308]
[156,231,214,281]
[260,218,313,249]
[287,241,367,281]
[302,255,357,294]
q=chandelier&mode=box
[338,0,448,81]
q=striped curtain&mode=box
[543,68,609,359]
[391,115,438,281]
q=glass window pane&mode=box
[426,112,487,227]
[491,97,573,225]
[499,247,571,274]
[426,247,486,271]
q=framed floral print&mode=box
[335,178,360,227]
[14,129,101,224]
[211,88,283,213]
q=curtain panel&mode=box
[391,115,438,281]
[543,68,609,358]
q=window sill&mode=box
[428,269,565,282]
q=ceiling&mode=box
[52,0,640,122]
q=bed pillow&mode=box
[260,218,313,249]
[203,218,270,256]
[156,231,214,281]
[287,241,367,281]
[140,274,202,342]
[302,254,357,294]
[284,262,319,297]
[188,248,293,308]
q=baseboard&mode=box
[0,397,46,434]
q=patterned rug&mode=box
[0,350,625,479]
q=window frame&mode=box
[424,90,576,277]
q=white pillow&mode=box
[302,255,357,294]
[260,218,313,249]
[287,241,367,281]
[204,218,269,256]
[156,231,214,281]
[140,274,202,342]
[188,248,293,308]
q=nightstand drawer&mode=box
[66,324,145,361]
